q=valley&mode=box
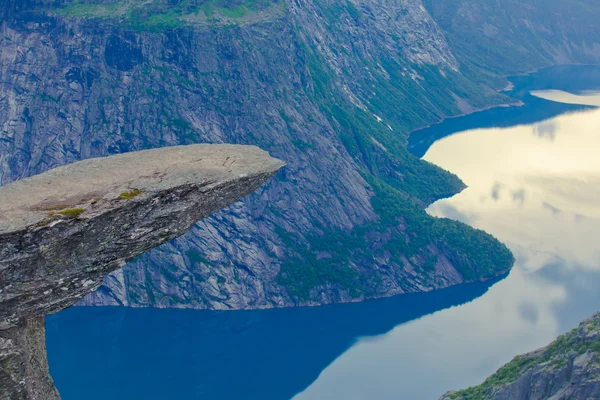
[2,1,600,398]
[47,65,600,399]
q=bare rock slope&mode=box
[0,144,284,400]
[441,313,600,400]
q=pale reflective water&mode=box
[531,89,600,106]
[47,66,600,400]
[294,90,600,399]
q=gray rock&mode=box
[0,144,284,400]
[0,0,513,311]
[440,313,600,400]
[0,317,59,400]
[2,0,596,312]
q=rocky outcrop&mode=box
[1,317,60,400]
[441,313,600,400]
[0,0,518,310]
[7,0,598,311]
[0,144,284,399]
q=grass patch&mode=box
[51,0,282,30]
[119,189,143,200]
[56,208,86,219]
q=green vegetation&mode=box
[448,355,539,399]
[49,0,515,303]
[119,189,142,200]
[368,177,514,280]
[276,183,513,300]
[276,171,512,300]
[275,27,513,301]
[54,0,121,18]
[56,208,86,219]
[275,225,365,301]
[545,319,600,364]
[449,317,600,399]
[186,250,209,265]
[52,0,283,29]
[40,205,85,223]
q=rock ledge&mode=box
[0,144,284,400]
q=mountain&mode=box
[441,313,600,400]
[424,0,600,84]
[1,0,598,310]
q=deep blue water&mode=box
[47,279,498,400]
[47,65,600,399]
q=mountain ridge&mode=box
[2,0,598,310]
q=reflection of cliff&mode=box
[409,66,600,157]
[46,279,501,400]
[0,144,283,400]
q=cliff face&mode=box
[441,313,600,400]
[2,0,598,310]
[0,144,283,400]
[0,0,514,310]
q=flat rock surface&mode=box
[0,144,284,235]
[0,144,283,400]
[0,143,284,327]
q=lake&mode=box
[46,65,600,399]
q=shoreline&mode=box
[406,62,600,150]
[406,99,522,148]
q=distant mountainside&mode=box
[441,313,600,400]
[1,0,598,310]
[424,0,600,83]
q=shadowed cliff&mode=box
[0,144,284,400]
[0,0,518,310]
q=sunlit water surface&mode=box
[47,67,600,400]
[530,89,600,106]
[294,90,600,400]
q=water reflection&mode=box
[407,94,591,158]
[426,107,600,269]
[46,66,600,400]
[408,65,600,158]
[47,279,498,400]
[294,100,600,399]
[531,89,600,106]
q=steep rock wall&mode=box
[0,144,283,400]
[0,0,520,309]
